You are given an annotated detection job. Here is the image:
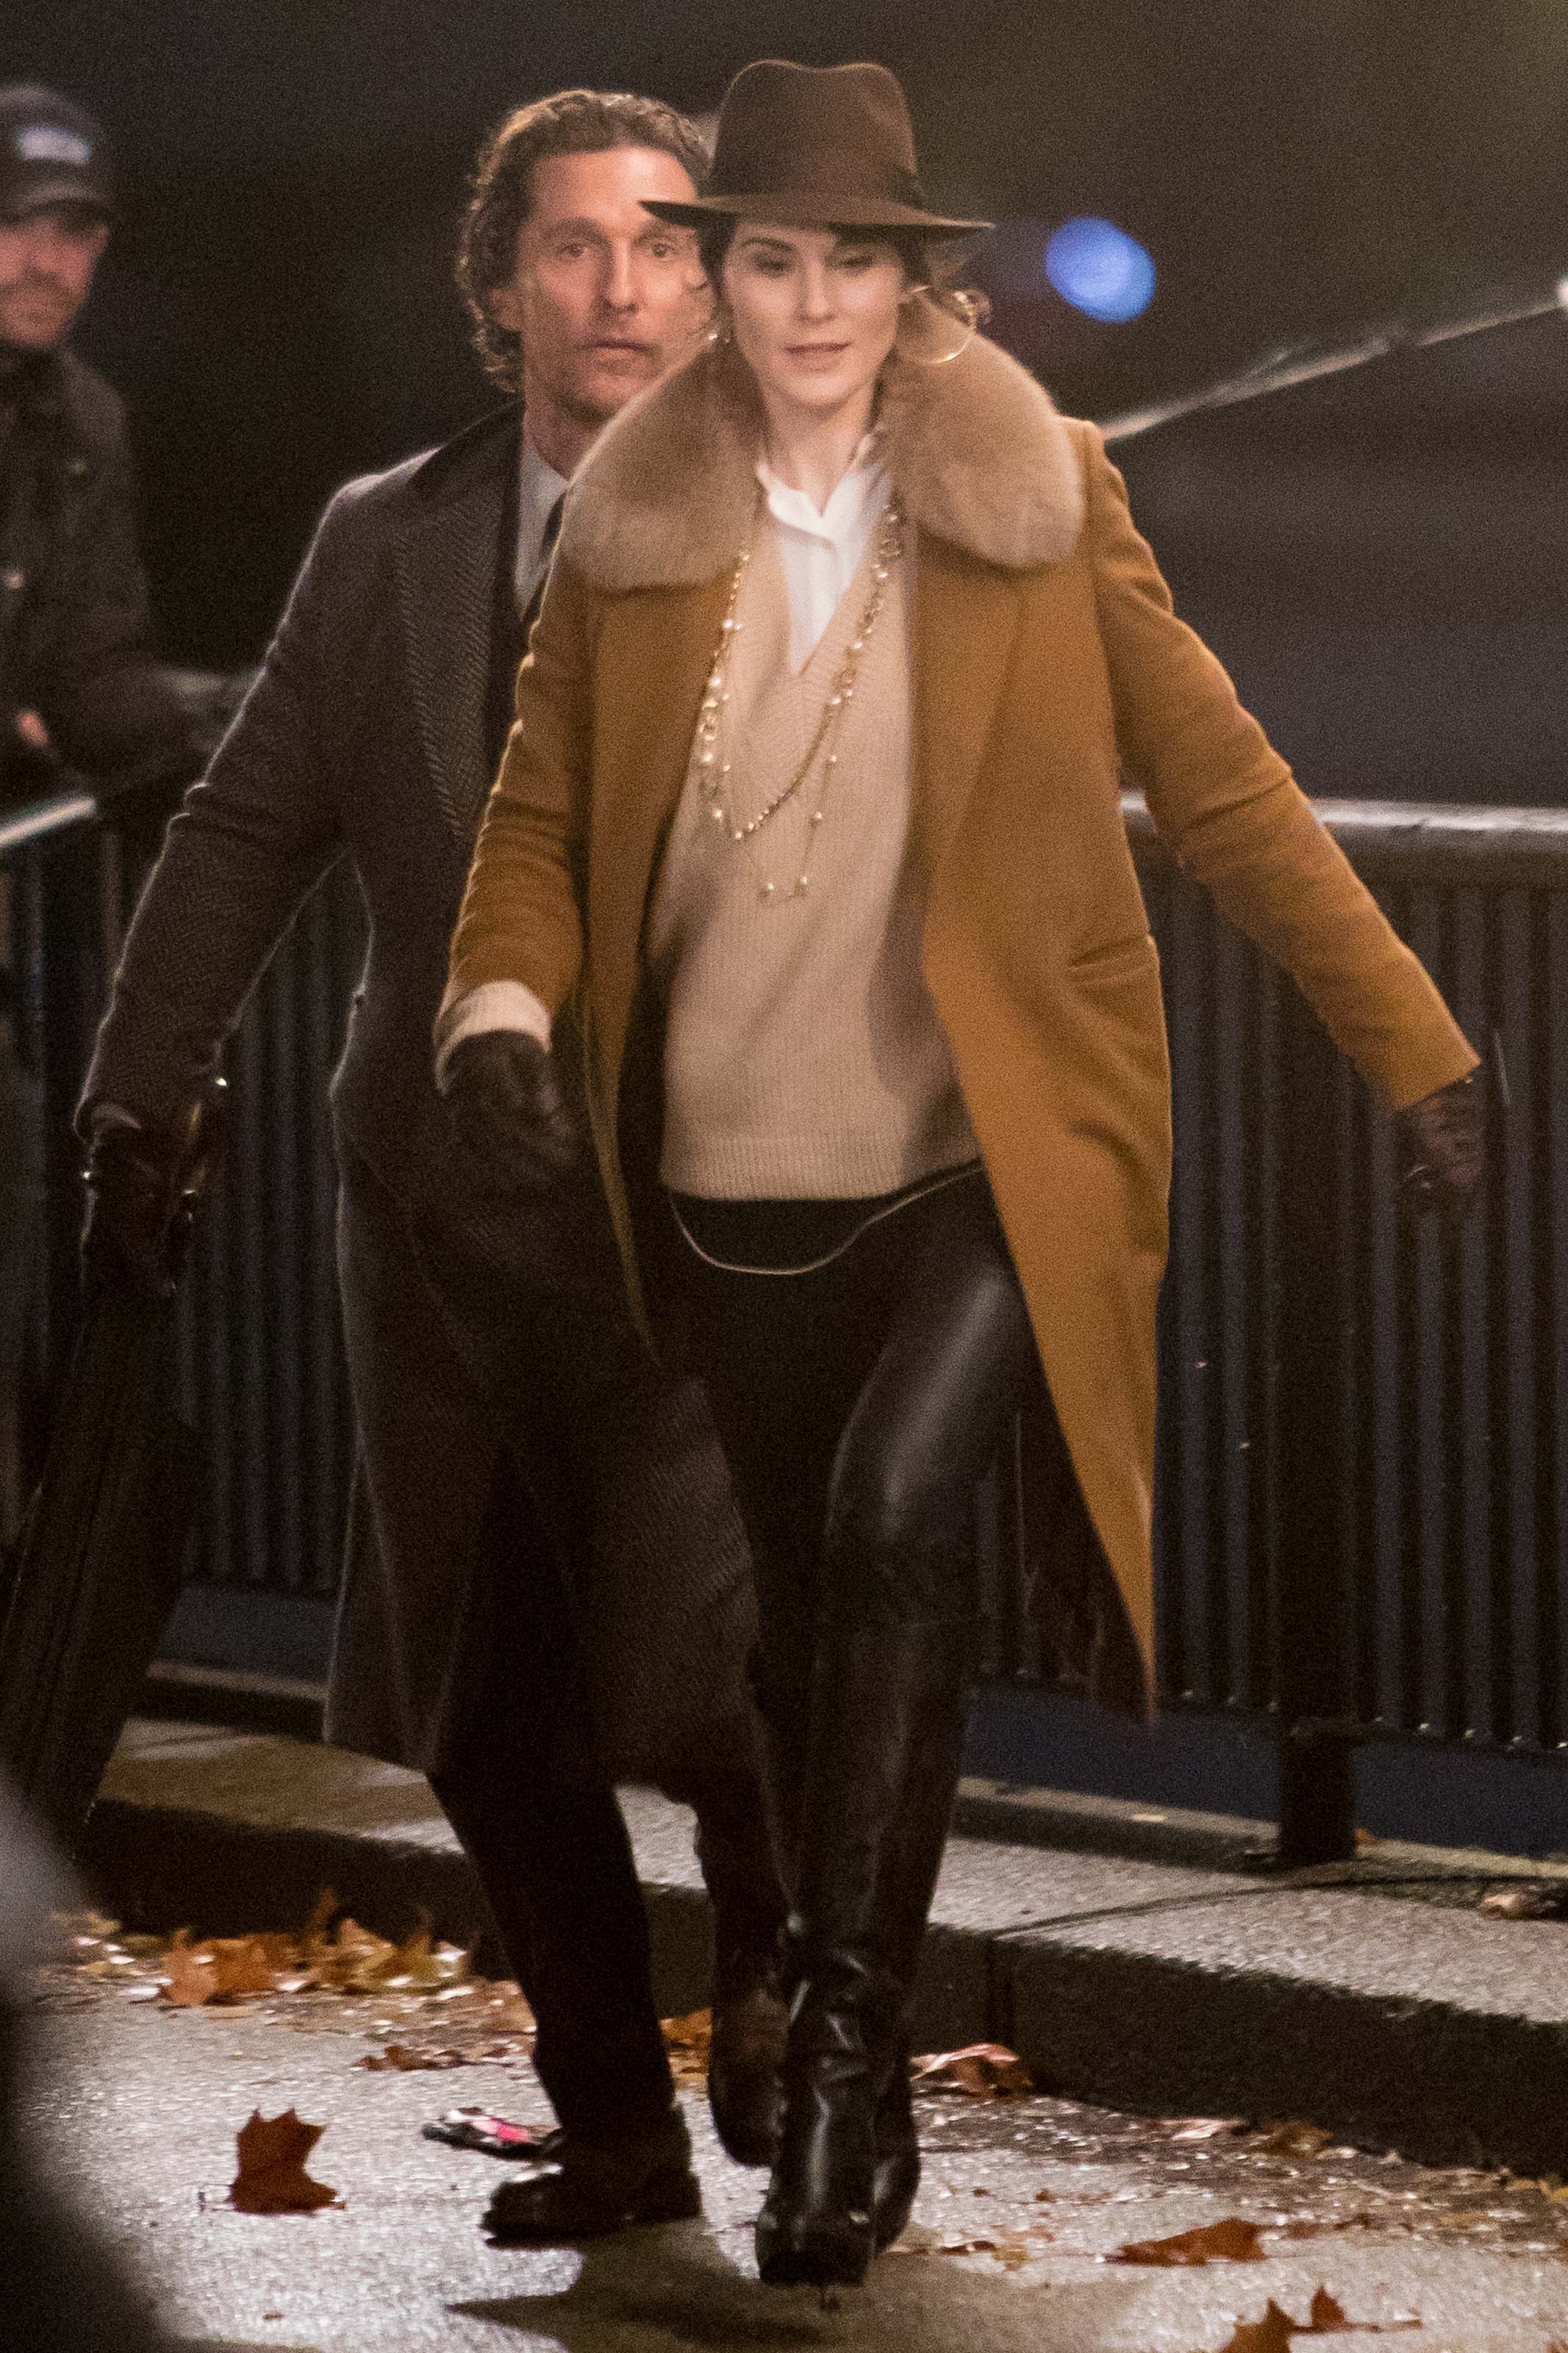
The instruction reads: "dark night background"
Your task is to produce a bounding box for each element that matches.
[5,0,1567,780]
[7,6,1568,1847]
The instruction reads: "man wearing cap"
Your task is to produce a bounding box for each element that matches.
[0,85,196,805]
[79,88,784,2241]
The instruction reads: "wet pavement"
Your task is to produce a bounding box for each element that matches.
[20,1956,1568,2352]
[87,1724,1568,2179]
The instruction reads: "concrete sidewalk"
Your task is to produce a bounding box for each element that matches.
[87,1719,1568,2180]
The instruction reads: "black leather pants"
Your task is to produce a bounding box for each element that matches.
[670,1168,1042,1765]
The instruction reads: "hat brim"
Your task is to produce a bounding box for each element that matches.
[643,192,988,240]
[1,171,115,222]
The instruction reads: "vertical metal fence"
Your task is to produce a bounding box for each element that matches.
[6,785,1568,1860]
[171,867,363,1618]
[1139,801,1568,1854]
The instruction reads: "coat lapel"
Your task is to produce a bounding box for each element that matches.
[912,534,1025,885]
[395,440,512,842]
[588,576,731,1102]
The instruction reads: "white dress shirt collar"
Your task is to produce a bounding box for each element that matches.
[515,433,570,615]
[755,433,889,672]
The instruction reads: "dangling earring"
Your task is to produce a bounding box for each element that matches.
[895,285,979,367]
[706,307,734,350]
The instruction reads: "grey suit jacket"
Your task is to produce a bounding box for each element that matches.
[79,410,756,1781]
[81,405,529,1195]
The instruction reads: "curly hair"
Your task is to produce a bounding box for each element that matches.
[458,89,711,390]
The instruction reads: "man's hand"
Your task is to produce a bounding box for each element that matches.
[81,1082,226,1301]
[1394,1068,1486,1221]
[440,1031,580,1193]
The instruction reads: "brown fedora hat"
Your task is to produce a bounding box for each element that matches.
[643,60,989,240]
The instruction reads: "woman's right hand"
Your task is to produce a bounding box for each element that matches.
[440,1031,581,1193]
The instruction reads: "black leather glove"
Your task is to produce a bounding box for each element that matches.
[80,1079,227,1302]
[1394,1068,1486,1221]
[440,1029,580,1193]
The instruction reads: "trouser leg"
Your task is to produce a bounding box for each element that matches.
[340,1151,674,2140]
[427,1203,787,2158]
[429,1457,676,2140]
[430,1757,674,2138]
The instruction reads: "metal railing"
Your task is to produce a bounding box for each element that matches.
[3,785,126,1507]
[5,782,1568,1863]
[0,775,359,1640]
[996,795,1568,1859]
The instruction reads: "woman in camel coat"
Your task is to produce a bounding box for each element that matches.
[438,60,1483,2286]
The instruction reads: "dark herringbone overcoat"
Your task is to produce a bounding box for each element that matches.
[81,410,757,1781]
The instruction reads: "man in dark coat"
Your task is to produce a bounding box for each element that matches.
[78,90,784,2240]
[0,85,197,807]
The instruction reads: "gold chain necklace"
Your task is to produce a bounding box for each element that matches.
[693,490,906,906]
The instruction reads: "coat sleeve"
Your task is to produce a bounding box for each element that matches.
[438,555,595,1046]
[76,481,374,1135]
[27,420,200,793]
[1080,422,1478,1111]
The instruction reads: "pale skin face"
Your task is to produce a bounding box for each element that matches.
[487,145,709,478]
[721,221,908,508]
[0,202,110,356]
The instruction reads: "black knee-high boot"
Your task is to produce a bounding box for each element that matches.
[751,1631,921,2240]
[755,1615,973,2289]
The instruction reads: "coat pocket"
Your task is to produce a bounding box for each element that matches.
[1067,931,1159,988]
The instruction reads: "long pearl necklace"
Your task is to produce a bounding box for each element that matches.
[693,489,906,906]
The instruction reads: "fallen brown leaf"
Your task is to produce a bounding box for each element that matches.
[304,1888,337,1937]
[357,2043,470,2071]
[68,1892,514,2030]
[161,1932,296,2008]
[1248,2121,1333,2158]
[661,2009,712,2082]
[1278,2213,1379,2240]
[1217,2300,1300,2353]
[1479,1886,1568,1921]
[484,1982,536,2034]
[910,2043,1034,2098]
[1208,2288,1422,2350]
[228,2110,339,2213]
[933,2233,1037,2268]
[1111,2215,1266,2265]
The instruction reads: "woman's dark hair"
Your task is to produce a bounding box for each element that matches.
[698,217,987,332]
[458,90,711,390]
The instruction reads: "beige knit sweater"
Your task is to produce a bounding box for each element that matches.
[647,521,977,1199]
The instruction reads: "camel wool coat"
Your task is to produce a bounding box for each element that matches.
[440,330,1478,1710]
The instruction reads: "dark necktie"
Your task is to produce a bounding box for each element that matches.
[521,492,566,634]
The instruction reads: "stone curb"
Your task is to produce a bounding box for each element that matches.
[83,1745,1568,2181]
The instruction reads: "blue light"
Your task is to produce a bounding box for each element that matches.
[1045,217,1156,324]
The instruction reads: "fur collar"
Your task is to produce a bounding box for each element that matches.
[558,327,1084,592]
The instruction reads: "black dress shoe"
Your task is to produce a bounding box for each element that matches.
[482,2113,701,2243]
[708,1963,788,2167]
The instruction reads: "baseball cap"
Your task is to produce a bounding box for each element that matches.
[0,85,116,223]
